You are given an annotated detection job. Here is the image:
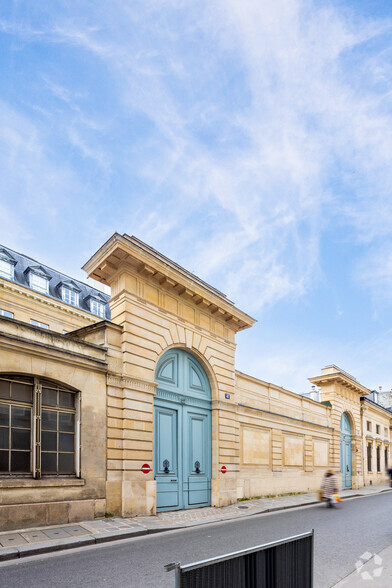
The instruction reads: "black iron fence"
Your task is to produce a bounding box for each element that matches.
[165,529,314,588]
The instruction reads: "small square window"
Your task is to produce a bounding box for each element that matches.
[376,425,380,435]
[30,319,49,329]
[367,421,371,432]
[90,299,106,318]
[0,260,14,280]
[0,309,13,318]
[30,273,49,294]
[61,287,79,307]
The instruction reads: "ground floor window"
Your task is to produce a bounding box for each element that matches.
[367,443,372,472]
[385,447,388,470]
[376,445,381,472]
[0,375,80,478]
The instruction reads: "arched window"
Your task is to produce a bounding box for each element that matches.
[0,375,80,478]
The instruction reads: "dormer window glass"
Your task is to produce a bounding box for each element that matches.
[90,299,106,318]
[61,287,79,307]
[30,273,49,294]
[0,259,14,280]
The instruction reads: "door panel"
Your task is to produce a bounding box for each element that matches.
[184,409,211,507]
[155,406,180,510]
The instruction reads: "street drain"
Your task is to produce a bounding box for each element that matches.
[238,505,249,509]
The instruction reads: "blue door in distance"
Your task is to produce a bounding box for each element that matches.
[154,349,211,511]
[340,413,352,490]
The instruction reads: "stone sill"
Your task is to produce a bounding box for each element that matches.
[0,478,85,489]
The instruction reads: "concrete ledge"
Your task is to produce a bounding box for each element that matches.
[0,548,18,562]
[95,529,147,543]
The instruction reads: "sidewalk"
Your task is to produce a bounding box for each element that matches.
[0,484,390,563]
[332,543,392,587]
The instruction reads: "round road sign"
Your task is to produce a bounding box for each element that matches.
[221,465,227,474]
[141,463,151,474]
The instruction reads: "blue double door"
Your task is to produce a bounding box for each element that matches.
[154,350,211,511]
[340,413,352,490]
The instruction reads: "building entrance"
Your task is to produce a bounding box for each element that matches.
[154,349,211,511]
[340,413,352,490]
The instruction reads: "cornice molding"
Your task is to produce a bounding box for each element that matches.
[82,233,255,333]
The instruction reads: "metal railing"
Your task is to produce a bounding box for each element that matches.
[165,529,314,587]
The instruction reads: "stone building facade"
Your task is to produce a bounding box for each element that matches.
[0,234,390,530]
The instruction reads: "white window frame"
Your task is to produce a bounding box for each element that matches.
[90,299,106,318]
[61,287,79,307]
[30,272,49,294]
[30,319,49,329]
[0,309,13,318]
[0,259,14,280]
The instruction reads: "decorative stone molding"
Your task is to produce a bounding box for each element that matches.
[107,373,157,394]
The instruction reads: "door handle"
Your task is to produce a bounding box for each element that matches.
[347,465,349,472]
[163,459,170,474]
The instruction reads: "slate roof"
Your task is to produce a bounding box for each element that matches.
[0,244,111,320]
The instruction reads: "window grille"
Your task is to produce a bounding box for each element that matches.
[376,446,381,472]
[0,376,80,478]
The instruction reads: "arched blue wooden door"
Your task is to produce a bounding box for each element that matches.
[154,349,211,511]
[340,413,352,490]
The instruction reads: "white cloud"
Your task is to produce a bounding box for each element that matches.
[2,0,392,315]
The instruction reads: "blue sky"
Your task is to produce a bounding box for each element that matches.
[1,0,392,393]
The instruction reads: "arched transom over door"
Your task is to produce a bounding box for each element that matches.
[340,413,352,490]
[154,349,212,511]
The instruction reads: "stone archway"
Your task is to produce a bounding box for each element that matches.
[153,348,212,511]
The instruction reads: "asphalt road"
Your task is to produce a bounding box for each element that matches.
[0,492,391,588]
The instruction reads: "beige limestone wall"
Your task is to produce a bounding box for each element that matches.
[362,401,390,487]
[0,318,108,530]
[105,266,240,514]
[235,373,333,499]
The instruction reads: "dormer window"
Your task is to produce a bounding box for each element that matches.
[0,259,13,280]
[25,265,51,295]
[0,248,16,280]
[90,299,106,318]
[58,281,81,308]
[30,272,49,294]
[62,288,79,306]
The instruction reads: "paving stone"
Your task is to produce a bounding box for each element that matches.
[63,526,91,537]
[0,533,28,547]
[21,530,49,543]
[43,528,72,540]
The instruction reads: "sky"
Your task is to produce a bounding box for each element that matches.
[1,0,392,394]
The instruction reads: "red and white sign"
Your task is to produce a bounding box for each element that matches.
[221,465,227,474]
[141,463,151,474]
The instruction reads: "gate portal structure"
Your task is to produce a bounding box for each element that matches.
[340,413,352,490]
[154,349,212,511]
